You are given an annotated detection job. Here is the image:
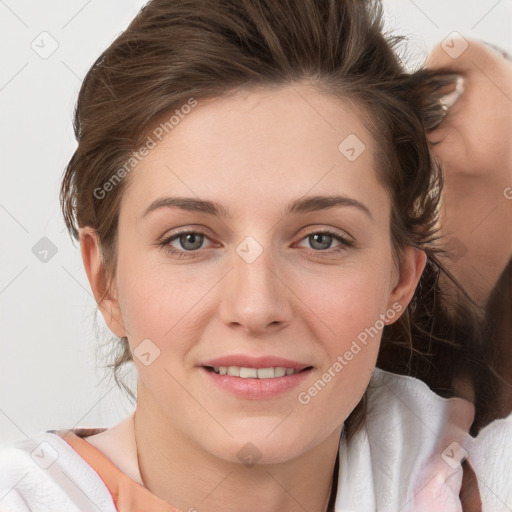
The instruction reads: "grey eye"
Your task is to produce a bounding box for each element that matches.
[308,233,335,250]
[176,233,205,250]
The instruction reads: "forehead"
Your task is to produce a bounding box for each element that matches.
[121,82,387,221]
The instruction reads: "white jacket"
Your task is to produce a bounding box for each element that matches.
[1,368,509,512]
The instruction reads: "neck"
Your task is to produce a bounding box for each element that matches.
[133,402,341,512]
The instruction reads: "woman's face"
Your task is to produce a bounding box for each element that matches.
[85,81,425,464]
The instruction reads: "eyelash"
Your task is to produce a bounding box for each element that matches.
[157,229,354,259]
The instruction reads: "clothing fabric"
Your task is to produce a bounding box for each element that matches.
[0,429,117,512]
[467,414,512,510]
[337,369,474,512]
[1,368,509,512]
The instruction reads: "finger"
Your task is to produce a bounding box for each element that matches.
[426,37,507,75]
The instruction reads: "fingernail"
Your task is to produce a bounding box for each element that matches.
[439,75,465,111]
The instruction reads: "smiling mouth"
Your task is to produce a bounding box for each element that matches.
[204,365,313,379]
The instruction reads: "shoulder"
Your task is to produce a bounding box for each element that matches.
[467,412,512,511]
[335,368,474,512]
[0,432,117,512]
[365,368,475,448]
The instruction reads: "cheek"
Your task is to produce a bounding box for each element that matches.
[294,301,385,438]
[117,240,394,357]
[292,261,393,345]
[290,265,392,419]
[115,249,211,341]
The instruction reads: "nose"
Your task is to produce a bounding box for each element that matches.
[217,242,293,335]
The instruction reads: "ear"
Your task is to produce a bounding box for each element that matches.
[385,246,427,324]
[79,226,127,338]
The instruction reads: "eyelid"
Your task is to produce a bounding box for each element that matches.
[157,229,217,250]
[158,226,355,260]
[294,228,354,251]
[158,225,353,245]
[296,225,354,242]
[157,225,216,242]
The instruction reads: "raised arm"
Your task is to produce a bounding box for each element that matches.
[426,38,512,311]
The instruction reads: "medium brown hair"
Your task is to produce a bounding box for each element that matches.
[60,0,480,438]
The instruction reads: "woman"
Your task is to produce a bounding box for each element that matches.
[0,0,488,510]
[425,38,512,511]
[426,38,512,431]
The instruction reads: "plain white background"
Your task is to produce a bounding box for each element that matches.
[1,0,511,445]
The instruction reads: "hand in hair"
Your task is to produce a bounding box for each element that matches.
[426,38,512,310]
[427,38,512,435]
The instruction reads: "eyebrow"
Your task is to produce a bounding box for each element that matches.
[142,194,373,220]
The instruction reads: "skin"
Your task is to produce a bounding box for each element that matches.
[427,38,512,311]
[80,81,425,512]
[426,39,512,511]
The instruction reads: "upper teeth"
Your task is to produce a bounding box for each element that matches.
[212,366,299,378]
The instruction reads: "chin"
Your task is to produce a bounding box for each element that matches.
[203,427,315,467]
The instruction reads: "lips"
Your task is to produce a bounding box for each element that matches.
[202,363,313,399]
[199,355,314,399]
[201,355,311,371]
